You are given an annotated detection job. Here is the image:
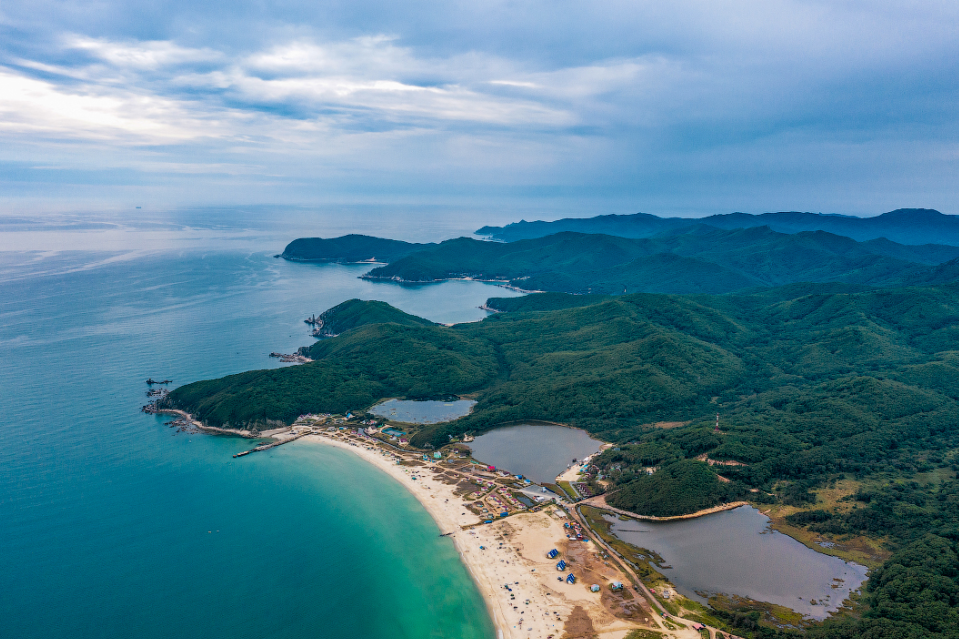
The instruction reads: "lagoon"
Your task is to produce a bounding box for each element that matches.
[467,424,603,483]
[370,399,477,424]
[605,506,868,620]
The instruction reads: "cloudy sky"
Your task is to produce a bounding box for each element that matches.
[1,0,957,216]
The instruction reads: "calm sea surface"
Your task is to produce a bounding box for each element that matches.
[0,245,512,639]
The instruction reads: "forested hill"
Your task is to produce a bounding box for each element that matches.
[478,208,959,246]
[309,298,434,337]
[166,286,959,637]
[363,227,959,294]
[167,284,959,492]
[280,234,431,262]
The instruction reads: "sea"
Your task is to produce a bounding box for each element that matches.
[0,210,518,639]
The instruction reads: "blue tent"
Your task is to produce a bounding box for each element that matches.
[546,549,559,559]
[556,560,567,571]
[566,573,576,584]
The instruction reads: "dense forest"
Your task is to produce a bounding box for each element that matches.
[308,298,434,338]
[164,284,959,638]
[478,208,959,246]
[604,459,744,517]
[283,226,959,296]
[281,234,429,262]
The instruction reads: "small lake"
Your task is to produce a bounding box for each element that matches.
[605,506,868,620]
[370,399,477,424]
[466,424,603,483]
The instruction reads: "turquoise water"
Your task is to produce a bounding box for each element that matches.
[0,247,508,638]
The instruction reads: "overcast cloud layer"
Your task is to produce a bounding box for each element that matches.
[1,1,957,215]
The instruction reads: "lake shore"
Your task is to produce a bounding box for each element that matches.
[300,432,661,639]
[582,494,750,522]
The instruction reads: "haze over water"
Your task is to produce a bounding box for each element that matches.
[0,218,510,639]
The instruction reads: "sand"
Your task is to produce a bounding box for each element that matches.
[302,433,657,639]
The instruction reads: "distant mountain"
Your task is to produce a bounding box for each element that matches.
[476,213,690,242]
[478,208,959,247]
[281,234,431,262]
[364,226,959,295]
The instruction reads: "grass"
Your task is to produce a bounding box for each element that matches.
[624,630,663,639]
[557,481,580,500]
[709,594,810,630]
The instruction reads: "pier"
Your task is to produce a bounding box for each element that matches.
[232,430,311,458]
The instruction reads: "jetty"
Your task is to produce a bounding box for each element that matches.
[232,430,311,458]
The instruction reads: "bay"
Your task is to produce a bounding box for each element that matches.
[0,246,512,639]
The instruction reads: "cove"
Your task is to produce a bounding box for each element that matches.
[605,506,868,620]
[0,248,505,639]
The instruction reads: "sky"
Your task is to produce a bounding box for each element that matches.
[1,0,958,217]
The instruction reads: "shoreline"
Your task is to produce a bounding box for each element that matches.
[581,494,750,522]
[298,432,662,639]
[150,408,288,439]
[359,273,543,294]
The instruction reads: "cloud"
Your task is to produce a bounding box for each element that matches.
[66,36,222,69]
[0,0,957,213]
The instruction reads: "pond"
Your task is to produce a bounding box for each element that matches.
[605,506,868,620]
[370,399,477,424]
[466,424,604,484]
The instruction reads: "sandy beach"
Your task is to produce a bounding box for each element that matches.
[301,432,664,639]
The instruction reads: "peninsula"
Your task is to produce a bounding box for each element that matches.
[160,281,959,639]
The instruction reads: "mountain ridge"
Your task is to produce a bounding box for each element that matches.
[478,208,959,246]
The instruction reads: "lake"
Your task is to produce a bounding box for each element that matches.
[370,399,477,424]
[467,424,604,483]
[605,506,868,620]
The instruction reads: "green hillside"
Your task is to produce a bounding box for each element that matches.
[479,208,959,247]
[281,234,429,262]
[310,298,434,337]
[606,460,742,517]
[484,292,611,313]
[363,227,954,294]
[165,286,959,638]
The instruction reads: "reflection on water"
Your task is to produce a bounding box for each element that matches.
[606,506,868,620]
[370,399,477,424]
[467,424,603,484]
